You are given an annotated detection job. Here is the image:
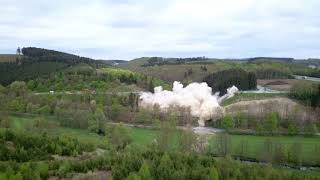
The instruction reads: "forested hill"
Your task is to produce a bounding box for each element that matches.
[0,47,108,85]
[123,56,320,84]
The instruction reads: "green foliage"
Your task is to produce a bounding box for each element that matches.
[127,173,141,180]
[0,85,5,94]
[211,133,232,157]
[37,105,51,115]
[222,115,235,130]
[0,129,94,162]
[288,122,299,136]
[264,112,279,134]
[288,142,302,166]
[135,109,153,124]
[155,121,177,152]
[289,81,320,107]
[157,153,174,180]
[88,108,107,133]
[304,123,318,136]
[177,128,197,153]
[26,80,36,91]
[108,124,132,149]
[109,145,319,180]
[0,47,107,85]
[204,68,257,95]
[9,81,27,97]
[0,114,10,128]
[208,167,219,180]
[8,99,26,113]
[138,161,152,180]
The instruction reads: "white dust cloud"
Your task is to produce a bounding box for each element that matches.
[139,81,238,126]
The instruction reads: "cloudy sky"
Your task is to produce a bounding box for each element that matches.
[1,0,319,60]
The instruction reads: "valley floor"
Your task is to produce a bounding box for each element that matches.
[8,115,320,168]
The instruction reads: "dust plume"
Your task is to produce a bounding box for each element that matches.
[139,81,238,126]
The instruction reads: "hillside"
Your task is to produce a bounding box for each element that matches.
[0,47,110,85]
[123,57,320,85]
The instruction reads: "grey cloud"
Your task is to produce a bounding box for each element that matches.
[0,0,320,59]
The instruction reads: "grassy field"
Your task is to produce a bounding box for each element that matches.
[209,134,320,164]
[9,115,156,145]
[0,54,19,62]
[8,115,320,165]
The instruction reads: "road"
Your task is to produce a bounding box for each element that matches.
[294,75,320,82]
[33,91,142,96]
[108,122,225,135]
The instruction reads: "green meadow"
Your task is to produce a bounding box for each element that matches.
[9,115,320,165]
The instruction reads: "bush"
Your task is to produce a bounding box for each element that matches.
[222,115,235,131]
[289,81,320,107]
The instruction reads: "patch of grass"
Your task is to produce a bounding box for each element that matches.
[0,54,19,63]
[209,134,320,164]
[9,116,104,145]
[128,127,157,145]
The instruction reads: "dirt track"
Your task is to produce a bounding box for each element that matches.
[257,79,300,91]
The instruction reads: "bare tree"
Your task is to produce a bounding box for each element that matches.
[16,47,21,55]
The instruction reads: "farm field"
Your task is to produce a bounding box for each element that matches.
[0,54,19,62]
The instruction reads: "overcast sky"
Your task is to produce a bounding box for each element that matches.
[1,0,319,60]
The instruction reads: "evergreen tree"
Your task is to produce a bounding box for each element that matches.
[222,115,235,131]
[88,108,106,133]
[208,167,219,180]
[138,161,152,180]
[264,112,279,135]
[127,173,142,180]
[157,153,174,180]
[177,127,197,153]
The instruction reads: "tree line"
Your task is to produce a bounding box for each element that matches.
[142,56,209,66]
[203,68,257,95]
[289,81,320,107]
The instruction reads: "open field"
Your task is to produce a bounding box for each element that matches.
[209,134,320,165]
[8,115,320,166]
[0,54,19,62]
[9,115,156,145]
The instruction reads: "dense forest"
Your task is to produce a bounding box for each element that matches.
[203,68,257,95]
[142,56,209,66]
[0,47,108,85]
[23,65,163,93]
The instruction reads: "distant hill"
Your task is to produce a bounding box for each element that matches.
[0,47,108,85]
[247,57,294,63]
[123,57,320,84]
[100,60,128,66]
